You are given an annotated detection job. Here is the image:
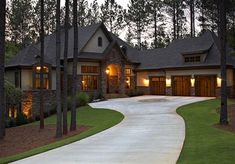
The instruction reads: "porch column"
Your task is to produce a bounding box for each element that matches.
[101,62,107,95]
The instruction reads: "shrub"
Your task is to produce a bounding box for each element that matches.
[88,92,94,103]
[16,112,28,126]
[76,92,89,107]
[5,118,16,128]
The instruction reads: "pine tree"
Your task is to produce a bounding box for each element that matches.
[127,0,150,49]
[0,0,6,140]
[39,0,45,130]
[55,0,62,138]
[70,0,78,132]
[149,0,168,48]
[33,0,57,41]
[63,0,69,135]
[100,0,126,35]
[218,0,228,125]
[8,0,34,45]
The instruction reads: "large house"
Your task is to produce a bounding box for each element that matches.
[5,23,235,118]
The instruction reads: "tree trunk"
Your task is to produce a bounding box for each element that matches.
[39,0,45,130]
[56,0,62,138]
[190,0,195,37]
[154,4,157,48]
[218,0,228,125]
[70,0,78,131]
[0,0,6,140]
[173,1,176,40]
[63,0,69,135]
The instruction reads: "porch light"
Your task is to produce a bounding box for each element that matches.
[106,68,110,75]
[191,76,195,87]
[143,79,149,87]
[217,77,222,87]
[166,78,171,87]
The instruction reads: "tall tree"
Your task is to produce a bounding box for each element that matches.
[56,0,62,138]
[39,0,45,129]
[33,0,57,41]
[0,0,6,140]
[100,0,126,35]
[218,0,228,125]
[149,0,167,48]
[127,0,150,49]
[188,0,195,37]
[165,0,187,40]
[87,0,101,25]
[8,0,34,45]
[63,0,69,135]
[70,0,78,131]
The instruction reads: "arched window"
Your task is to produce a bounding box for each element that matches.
[98,37,103,47]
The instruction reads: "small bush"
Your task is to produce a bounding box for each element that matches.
[5,118,16,128]
[16,112,28,126]
[88,92,94,103]
[76,92,89,107]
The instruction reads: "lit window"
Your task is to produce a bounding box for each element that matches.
[34,65,50,89]
[82,75,98,91]
[98,37,103,47]
[125,68,131,76]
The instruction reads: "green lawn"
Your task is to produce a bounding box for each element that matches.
[177,99,235,164]
[0,106,124,164]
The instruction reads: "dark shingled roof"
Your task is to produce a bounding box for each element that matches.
[6,23,106,67]
[6,24,235,70]
[135,31,235,70]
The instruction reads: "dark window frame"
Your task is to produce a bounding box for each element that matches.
[98,37,103,47]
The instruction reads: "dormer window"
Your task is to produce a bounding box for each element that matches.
[184,55,201,63]
[98,37,103,47]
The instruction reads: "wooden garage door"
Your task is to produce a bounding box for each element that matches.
[172,76,191,96]
[150,77,166,95]
[195,75,216,97]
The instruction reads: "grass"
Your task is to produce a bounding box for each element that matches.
[177,99,235,164]
[0,106,124,164]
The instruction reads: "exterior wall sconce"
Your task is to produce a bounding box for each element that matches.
[106,68,110,75]
[166,78,171,87]
[191,75,195,87]
[143,79,149,87]
[217,76,222,87]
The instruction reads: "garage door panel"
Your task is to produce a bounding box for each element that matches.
[151,77,166,95]
[195,75,216,97]
[172,76,191,96]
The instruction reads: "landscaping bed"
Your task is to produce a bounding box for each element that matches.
[177,99,235,164]
[0,125,90,157]
[0,106,124,163]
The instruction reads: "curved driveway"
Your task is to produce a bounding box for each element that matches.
[14,96,210,164]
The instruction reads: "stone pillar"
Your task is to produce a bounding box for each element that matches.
[101,62,107,95]
[119,63,125,95]
[166,87,172,96]
[191,87,195,96]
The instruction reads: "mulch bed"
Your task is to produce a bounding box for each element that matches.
[0,125,91,158]
[215,104,235,134]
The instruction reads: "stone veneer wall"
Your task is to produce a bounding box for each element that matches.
[21,90,56,118]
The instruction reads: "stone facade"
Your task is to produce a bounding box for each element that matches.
[101,44,126,95]
[166,87,172,96]
[21,90,56,118]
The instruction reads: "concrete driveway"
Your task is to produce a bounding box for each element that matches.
[14,96,210,164]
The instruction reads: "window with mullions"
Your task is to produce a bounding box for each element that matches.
[33,66,50,89]
[184,55,201,63]
[82,75,98,91]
